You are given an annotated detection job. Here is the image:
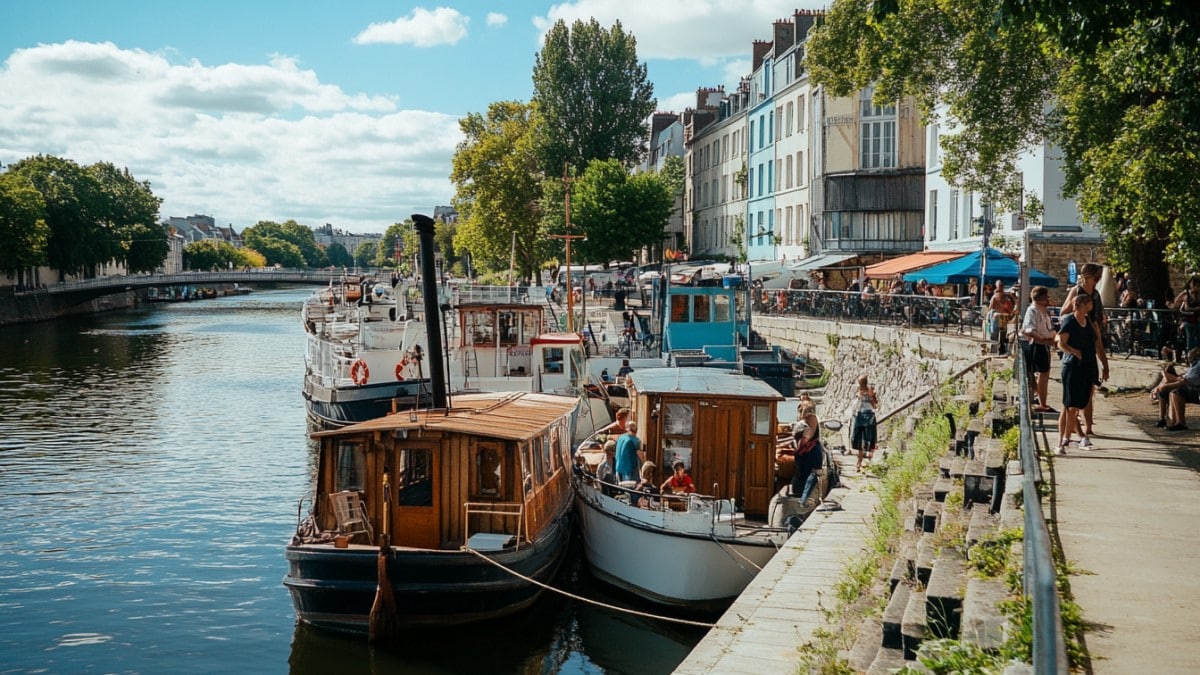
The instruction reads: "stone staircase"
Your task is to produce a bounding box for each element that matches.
[847,392,1019,672]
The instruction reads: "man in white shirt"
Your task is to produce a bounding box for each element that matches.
[1020,286,1057,413]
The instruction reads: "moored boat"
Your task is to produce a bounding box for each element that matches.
[573,367,837,609]
[285,214,583,637]
[283,389,582,632]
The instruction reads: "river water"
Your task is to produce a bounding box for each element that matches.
[0,288,706,674]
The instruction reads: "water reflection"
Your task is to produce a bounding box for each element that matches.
[0,288,705,674]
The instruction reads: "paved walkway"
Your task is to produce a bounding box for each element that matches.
[679,358,1200,673]
[1050,390,1200,674]
[677,452,878,674]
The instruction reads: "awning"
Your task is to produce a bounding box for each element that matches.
[902,247,1060,287]
[787,252,859,273]
[864,250,971,279]
[761,253,858,289]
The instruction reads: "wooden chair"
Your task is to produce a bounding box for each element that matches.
[328,491,373,543]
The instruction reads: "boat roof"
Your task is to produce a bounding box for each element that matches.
[312,391,579,441]
[530,332,583,346]
[627,367,784,401]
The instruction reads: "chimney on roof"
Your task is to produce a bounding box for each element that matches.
[751,40,773,71]
[774,19,795,55]
[794,8,823,41]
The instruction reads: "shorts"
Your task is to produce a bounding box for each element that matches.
[851,411,877,449]
[1177,387,1200,404]
[1023,342,1050,374]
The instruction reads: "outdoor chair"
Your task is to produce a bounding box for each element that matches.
[328,490,374,543]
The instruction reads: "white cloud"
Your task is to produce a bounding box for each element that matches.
[486,12,508,28]
[0,41,462,233]
[656,91,696,115]
[353,7,470,48]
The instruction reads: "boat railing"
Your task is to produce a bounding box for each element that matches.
[463,501,525,551]
[452,285,552,306]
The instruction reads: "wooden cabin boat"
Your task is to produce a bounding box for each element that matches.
[286,215,583,638]
[573,367,836,609]
[283,390,582,633]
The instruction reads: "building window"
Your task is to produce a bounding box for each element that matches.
[749,121,755,151]
[928,123,939,167]
[949,190,959,240]
[758,114,765,148]
[929,189,938,241]
[757,163,764,196]
[786,101,794,136]
[797,96,805,132]
[786,155,793,188]
[860,90,897,169]
[797,151,804,185]
[776,106,783,141]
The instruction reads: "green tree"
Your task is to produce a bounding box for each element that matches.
[251,237,304,268]
[324,242,354,268]
[807,0,1200,300]
[531,18,656,175]
[0,171,50,284]
[184,240,231,271]
[451,101,545,282]
[374,221,413,269]
[567,158,672,264]
[353,240,379,269]
[242,219,327,268]
[8,155,105,279]
[88,162,166,273]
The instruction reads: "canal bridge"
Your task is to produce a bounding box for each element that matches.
[1,269,359,325]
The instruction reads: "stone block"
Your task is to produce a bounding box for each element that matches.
[901,590,928,660]
[847,618,884,673]
[925,550,967,639]
[962,577,1009,651]
[933,477,955,503]
[966,505,1000,549]
[915,536,935,585]
[866,647,909,675]
[921,499,942,533]
[881,582,912,649]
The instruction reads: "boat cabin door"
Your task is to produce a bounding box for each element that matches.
[388,443,439,549]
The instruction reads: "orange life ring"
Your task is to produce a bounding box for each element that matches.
[351,359,369,386]
[395,359,408,381]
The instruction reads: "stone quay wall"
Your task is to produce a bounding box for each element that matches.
[755,316,991,425]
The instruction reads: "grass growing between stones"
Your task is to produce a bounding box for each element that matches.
[794,403,953,674]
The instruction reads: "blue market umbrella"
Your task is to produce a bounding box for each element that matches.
[903,248,1059,287]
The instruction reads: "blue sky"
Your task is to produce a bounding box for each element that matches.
[0,1,821,233]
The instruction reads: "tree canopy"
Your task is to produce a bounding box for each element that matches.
[806,0,1200,300]
[0,170,50,281]
[451,101,545,282]
[562,158,673,264]
[532,18,656,175]
[242,219,327,268]
[5,155,166,278]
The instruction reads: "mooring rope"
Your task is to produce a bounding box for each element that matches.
[460,546,719,629]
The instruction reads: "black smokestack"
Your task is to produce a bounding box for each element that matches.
[412,214,447,409]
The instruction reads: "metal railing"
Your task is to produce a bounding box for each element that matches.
[751,288,984,334]
[1015,346,1068,672]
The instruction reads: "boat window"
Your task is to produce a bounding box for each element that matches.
[541,430,554,479]
[542,347,564,374]
[529,437,545,487]
[519,441,533,493]
[463,310,495,346]
[521,312,539,343]
[498,311,518,346]
[664,403,694,435]
[549,425,563,472]
[751,404,772,436]
[713,294,732,322]
[568,347,585,387]
[334,440,366,492]
[471,444,503,499]
[396,448,433,506]
[663,438,692,472]
[670,295,690,323]
[693,294,711,322]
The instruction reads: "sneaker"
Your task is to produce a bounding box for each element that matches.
[1155,418,1168,428]
[1078,436,1093,449]
[1054,443,1068,456]
[1167,424,1189,432]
